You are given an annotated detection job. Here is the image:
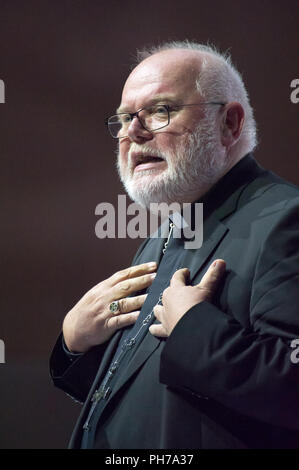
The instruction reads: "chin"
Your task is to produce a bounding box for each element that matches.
[124,177,179,209]
[130,169,165,187]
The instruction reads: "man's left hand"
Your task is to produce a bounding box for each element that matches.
[149,259,226,338]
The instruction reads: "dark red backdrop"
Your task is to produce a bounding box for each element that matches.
[0,0,298,448]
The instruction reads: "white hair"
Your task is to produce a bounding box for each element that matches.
[135,40,258,161]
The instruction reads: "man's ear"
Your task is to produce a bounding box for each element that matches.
[220,102,245,148]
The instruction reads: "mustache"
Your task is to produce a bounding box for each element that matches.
[128,144,167,158]
[115,143,167,160]
[127,144,168,169]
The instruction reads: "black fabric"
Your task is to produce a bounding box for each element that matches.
[81,232,186,448]
[49,154,299,448]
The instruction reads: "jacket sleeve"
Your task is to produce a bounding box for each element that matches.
[160,200,299,430]
[49,333,108,403]
[49,238,152,403]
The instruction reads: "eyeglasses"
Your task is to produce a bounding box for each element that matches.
[105,102,226,139]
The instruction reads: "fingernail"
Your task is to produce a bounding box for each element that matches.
[150,273,157,279]
[213,260,225,271]
[148,262,157,268]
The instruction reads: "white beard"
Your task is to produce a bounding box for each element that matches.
[116,115,226,208]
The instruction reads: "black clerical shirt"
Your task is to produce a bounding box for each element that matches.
[79,221,188,448]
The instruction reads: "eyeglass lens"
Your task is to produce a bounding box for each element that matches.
[108,105,169,138]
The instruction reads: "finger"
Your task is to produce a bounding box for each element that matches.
[112,272,156,300]
[112,294,147,315]
[107,310,140,331]
[169,268,190,288]
[153,304,164,322]
[108,262,157,287]
[149,324,168,338]
[197,259,226,292]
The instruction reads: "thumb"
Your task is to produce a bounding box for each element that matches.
[170,268,190,287]
[196,259,226,292]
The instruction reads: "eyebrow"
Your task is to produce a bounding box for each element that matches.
[116,95,178,114]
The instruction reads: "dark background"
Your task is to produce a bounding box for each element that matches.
[0,0,298,449]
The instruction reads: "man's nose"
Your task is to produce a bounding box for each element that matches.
[127,116,153,143]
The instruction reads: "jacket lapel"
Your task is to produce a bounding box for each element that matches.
[105,329,162,406]
[103,213,229,406]
[69,330,122,447]
[183,213,228,283]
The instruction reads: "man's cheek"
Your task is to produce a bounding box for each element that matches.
[117,151,129,175]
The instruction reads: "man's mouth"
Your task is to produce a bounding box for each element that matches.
[131,154,166,172]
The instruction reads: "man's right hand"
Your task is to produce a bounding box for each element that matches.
[62,262,157,353]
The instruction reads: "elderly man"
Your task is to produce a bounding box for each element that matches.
[50,41,299,449]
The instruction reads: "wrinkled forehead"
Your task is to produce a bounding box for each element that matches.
[119,50,203,110]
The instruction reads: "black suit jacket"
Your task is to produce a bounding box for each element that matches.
[50,155,299,448]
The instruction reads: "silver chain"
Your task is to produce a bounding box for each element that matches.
[162,222,175,254]
[83,221,174,431]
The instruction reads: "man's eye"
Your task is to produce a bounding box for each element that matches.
[154,106,168,114]
[120,115,132,124]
